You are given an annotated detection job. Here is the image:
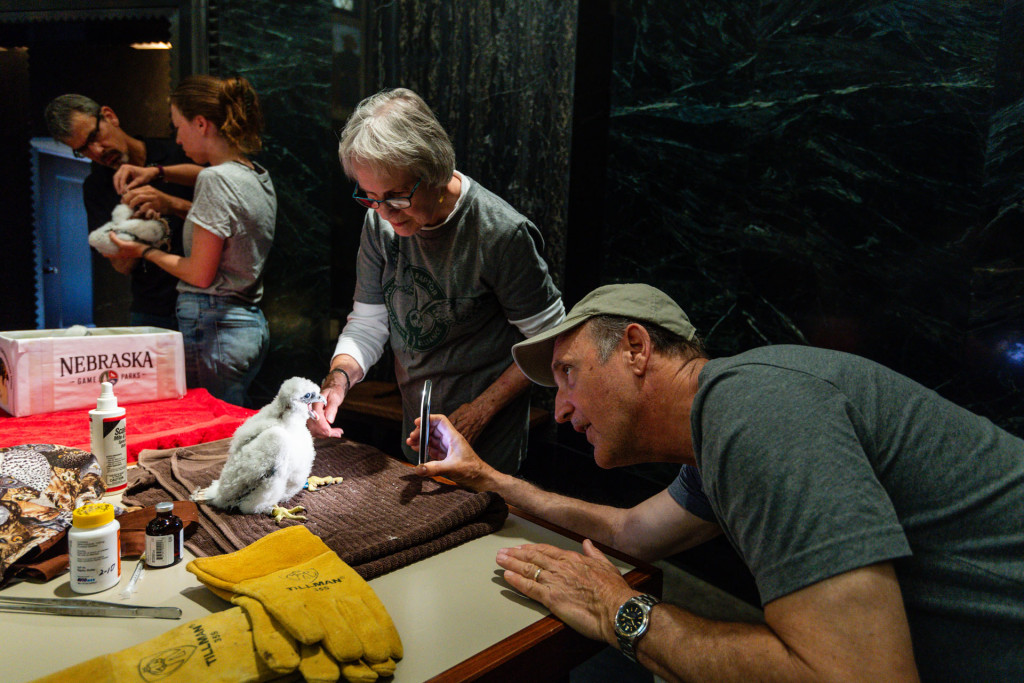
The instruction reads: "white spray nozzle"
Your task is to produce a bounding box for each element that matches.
[96,382,119,411]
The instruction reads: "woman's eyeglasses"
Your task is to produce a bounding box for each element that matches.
[352,179,421,210]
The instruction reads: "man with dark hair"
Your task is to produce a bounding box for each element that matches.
[45,94,197,328]
[414,282,1024,681]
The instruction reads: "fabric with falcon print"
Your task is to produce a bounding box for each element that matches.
[0,444,104,583]
[122,437,508,580]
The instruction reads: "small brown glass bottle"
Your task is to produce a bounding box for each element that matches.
[145,501,183,568]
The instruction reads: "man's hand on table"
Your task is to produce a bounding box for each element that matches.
[411,415,633,645]
[496,539,636,646]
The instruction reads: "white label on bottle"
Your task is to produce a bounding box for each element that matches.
[145,534,176,567]
[69,534,120,588]
[93,415,127,490]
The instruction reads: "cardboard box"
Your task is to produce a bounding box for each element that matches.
[0,327,186,417]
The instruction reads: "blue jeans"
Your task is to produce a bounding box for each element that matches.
[176,292,269,407]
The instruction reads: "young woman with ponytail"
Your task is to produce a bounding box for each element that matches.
[109,75,276,407]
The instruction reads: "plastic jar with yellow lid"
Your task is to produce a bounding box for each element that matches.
[68,502,121,594]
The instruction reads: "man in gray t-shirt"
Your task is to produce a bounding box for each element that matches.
[414,283,1024,682]
[673,345,1024,681]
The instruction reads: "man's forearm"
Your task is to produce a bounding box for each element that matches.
[160,164,203,187]
[634,605,785,683]
[479,471,627,549]
[328,354,366,385]
[633,563,919,683]
[165,195,192,220]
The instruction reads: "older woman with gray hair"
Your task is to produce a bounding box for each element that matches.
[309,87,564,474]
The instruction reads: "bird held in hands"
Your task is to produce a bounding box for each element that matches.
[191,377,339,524]
[88,203,170,256]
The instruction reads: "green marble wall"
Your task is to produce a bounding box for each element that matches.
[601,0,1024,434]
[212,0,1023,435]
[216,1,338,403]
[369,0,578,289]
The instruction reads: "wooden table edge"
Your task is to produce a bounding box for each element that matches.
[424,505,662,682]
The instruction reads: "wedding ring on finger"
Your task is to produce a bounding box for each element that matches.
[533,567,543,582]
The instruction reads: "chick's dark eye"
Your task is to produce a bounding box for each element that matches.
[303,392,316,400]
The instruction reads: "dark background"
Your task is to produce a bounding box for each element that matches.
[2,0,1022,605]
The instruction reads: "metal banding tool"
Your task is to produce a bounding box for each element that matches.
[0,595,182,619]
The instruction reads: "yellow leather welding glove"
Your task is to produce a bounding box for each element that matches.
[298,643,342,683]
[339,657,381,683]
[187,527,402,666]
[366,656,397,678]
[298,643,384,683]
[234,595,301,673]
[235,595,393,683]
[187,526,328,592]
[29,607,279,683]
[232,549,402,665]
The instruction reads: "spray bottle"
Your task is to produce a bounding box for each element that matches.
[90,381,127,494]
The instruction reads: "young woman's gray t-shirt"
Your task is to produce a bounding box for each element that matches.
[179,160,276,304]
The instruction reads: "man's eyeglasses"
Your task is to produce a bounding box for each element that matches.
[72,116,102,159]
[352,179,421,210]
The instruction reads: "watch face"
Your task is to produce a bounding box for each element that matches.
[616,602,646,635]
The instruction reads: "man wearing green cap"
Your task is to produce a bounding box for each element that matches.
[412,282,1024,681]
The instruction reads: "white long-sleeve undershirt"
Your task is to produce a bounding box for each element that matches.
[332,301,389,375]
[510,297,565,338]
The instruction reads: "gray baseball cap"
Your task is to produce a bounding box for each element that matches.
[512,283,696,387]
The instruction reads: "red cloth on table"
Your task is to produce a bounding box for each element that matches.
[0,388,255,463]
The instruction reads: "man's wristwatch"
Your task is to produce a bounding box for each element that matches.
[614,593,660,663]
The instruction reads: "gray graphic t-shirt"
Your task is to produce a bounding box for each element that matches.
[354,175,561,472]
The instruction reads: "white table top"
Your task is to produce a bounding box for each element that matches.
[1,509,640,682]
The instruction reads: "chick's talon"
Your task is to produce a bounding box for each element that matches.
[306,475,344,492]
[270,505,306,524]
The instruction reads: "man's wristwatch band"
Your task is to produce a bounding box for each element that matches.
[614,593,660,663]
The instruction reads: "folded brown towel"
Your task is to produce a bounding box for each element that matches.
[122,437,508,580]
